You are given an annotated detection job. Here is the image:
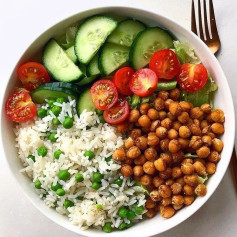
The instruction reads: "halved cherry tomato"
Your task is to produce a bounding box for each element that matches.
[177,63,208,92]
[5,91,37,122]
[149,49,179,80]
[113,67,134,95]
[103,97,129,124]
[129,68,158,97]
[17,62,50,91]
[90,80,118,110]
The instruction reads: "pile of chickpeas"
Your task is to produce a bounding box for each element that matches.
[112,88,225,219]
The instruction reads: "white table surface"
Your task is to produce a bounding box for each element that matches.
[0,0,237,236]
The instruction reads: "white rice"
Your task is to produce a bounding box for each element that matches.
[14,99,146,230]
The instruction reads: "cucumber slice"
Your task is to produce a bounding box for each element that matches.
[41,82,81,94]
[31,87,78,104]
[98,42,129,76]
[75,16,117,64]
[107,19,146,47]
[129,27,174,70]
[75,76,98,86]
[65,46,77,63]
[43,39,84,82]
[76,88,96,114]
[87,54,100,76]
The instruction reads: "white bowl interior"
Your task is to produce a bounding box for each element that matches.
[1,6,235,237]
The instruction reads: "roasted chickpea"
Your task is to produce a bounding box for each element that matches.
[147,108,159,120]
[189,136,203,150]
[181,163,194,175]
[154,97,165,111]
[158,185,172,198]
[184,196,195,205]
[125,137,134,149]
[169,88,180,101]
[178,138,190,150]
[212,138,224,152]
[145,208,156,218]
[145,198,156,209]
[195,184,207,196]
[167,112,176,121]
[126,146,141,159]
[193,161,206,175]
[153,176,164,187]
[208,151,221,163]
[156,126,167,139]
[161,118,173,130]
[130,129,142,140]
[202,135,212,147]
[196,146,210,158]
[171,183,182,195]
[159,168,172,180]
[172,151,184,163]
[172,195,184,205]
[123,158,133,165]
[200,103,212,114]
[150,120,161,132]
[117,122,129,134]
[211,109,225,123]
[147,132,159,146]
[189,124,201,136]
[133,166,144,177]
[176,177,185,186]
[211,123,224,134]
[139,103,150,115]
[154,158,166,172]
[201,120,209,129]
[164,99,174,110]
[144,147,157,161]
[160,138,170,152]
[161,197,172,206]
[173,204,183,211]
[158,111,167,120]
[173,121,182,131]
[208,132,216,139]
[202,125,211,135]
[121,164,133,177]
[138,115,151,128]
[190,107,204,119]
[129,109,140,122]
[160,153,172,166]
[184,174,198,187]
[206,162,216,174]
[177,112,189,124]
[160,205,175,218]
[182,158,193,165]
[158,91,169,100]
[169,102,182,116]
[168,129,178,140]
[183,185,194,195]
[179,126,191,138]
[165,179,174,186]
[150,190,161,202]
[169,139,181,153]
[134,155,146,165]
[194,158,206,166]
[143,161,156,175]
[112,148,126,162]
[179,101,191,112]
[206,114,213,123]
[140,174,152,186]
[135,136,148,150]
[172,167,182,179]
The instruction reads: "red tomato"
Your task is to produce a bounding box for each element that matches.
[177,63,208,92]
[129,68,158,97]
[5,91,37,122]
[90,80,118,110]
[149,49,179,80]
[17,62,50,91]
[113,67,134,95]
[103,97,130,124]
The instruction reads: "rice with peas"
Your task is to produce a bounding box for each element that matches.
[14,98,146,230]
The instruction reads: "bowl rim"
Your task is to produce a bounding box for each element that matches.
[1,5,235,237]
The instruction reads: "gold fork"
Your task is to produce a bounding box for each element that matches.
[191,0,237,186]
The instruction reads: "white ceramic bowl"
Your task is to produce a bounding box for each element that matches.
[1,6,235,237]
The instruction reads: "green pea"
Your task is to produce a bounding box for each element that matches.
[56,188,65,196]
[48,132,57,142]
[103,222,112,233]
[96,109,103,116]
[37,147,48,157]
[99,115,105,124]
[52,118,61,125]
[118,222,127,230]
[28,155,35,162]
[51,106,62,116]
[56,97,67,104]
[75,173,84,182]
[54,150,63,159]
[47,110,51,116]
[58,170,70,181]
[51,182,62,191]
[118,208,128,218]
[92,172,103,182]
[114,178,123,187]
[63,117,74,129]
[48,99,56,108]
[134,205,144,215]
[34,180,41,189]
[96,204,103,210]
[127,210,135,220]
[91,182,101,190]
[126,222,133,228]
[76,196,84,200]
[105,156,112,162]
[64,199,74,209]
[37,109,47,118]
[84,150,95,160]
